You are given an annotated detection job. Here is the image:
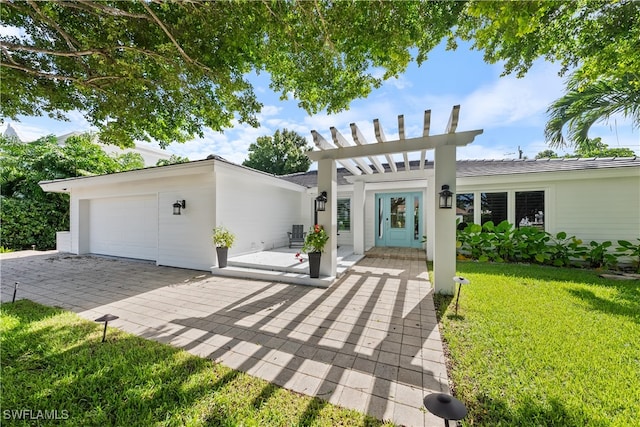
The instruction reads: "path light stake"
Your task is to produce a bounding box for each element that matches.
[424,393,467,427]
[453,276,470,315]
[12,282,19,303]
[94,314,119,343]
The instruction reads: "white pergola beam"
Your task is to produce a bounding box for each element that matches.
[446,105,460,134]
[373,119,397,172]
[420,110,431,170]
[350,123,386,174]
[311,130,362,176]
[330,127,374,174]
[398,114,410,171]
[307,129,483,161]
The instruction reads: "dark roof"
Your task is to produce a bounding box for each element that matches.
[280,157,640,188]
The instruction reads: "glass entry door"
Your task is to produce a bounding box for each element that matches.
[375,192,422,248]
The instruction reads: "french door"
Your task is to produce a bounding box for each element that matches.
[375,192,422,248]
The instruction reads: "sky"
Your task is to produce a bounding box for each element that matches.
[2,40,638,165]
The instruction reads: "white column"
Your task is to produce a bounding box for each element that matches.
[353,180,365,254]
[426,179,435,261]
[317,159,337,277]
[433,145,457,294]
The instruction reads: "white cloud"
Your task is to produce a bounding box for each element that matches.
[458,65,565,130]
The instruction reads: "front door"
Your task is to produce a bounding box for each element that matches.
[375,192,423,248]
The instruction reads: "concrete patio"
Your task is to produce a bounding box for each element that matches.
[1,250,449,426]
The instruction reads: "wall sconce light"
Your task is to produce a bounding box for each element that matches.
[439,185,453,209]
[315,191,327,212]
[173,200,186,215]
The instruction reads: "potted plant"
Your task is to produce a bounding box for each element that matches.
[295,224,329,278]
[212,226,235,268]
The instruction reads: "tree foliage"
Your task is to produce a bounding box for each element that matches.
[156,154,190,167]
[0,134,144,250]
[243,129,312,175]
[545,72,640,148]
[535,150,559,159]
[2,1,637,150]
[456,1,640,148]
[0,1,462,147]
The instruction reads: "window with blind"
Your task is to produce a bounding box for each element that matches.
[481,192,507,225]
[516,191,545,228]
[337,198,351,231]
[456,193,474,227]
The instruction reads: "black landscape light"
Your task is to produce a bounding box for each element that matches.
[453,276,470,315]
[173,200,186,215]
[95,314,119,342]
[12,282,19,303]
[424,393,467,427]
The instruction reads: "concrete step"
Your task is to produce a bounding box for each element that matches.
[210,265,334,288]
[227,259,307,274]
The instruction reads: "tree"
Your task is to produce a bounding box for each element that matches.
[535,150,559,159]
[0,1,463,147]
[568,138,635,158]
[455,1,640,149]
[243,129,312,175]
[455,1,639,84]
[545,72,640,148]
[2,1,637,149]
[156,155,190,167]
[0,133,144,250]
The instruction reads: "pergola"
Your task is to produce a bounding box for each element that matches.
[307,106,483,294]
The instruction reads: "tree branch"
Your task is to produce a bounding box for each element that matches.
[73,0,152,21]
[1,62,111,94]
[26,0,80,52]
[0,42,175,65]
[139,1,215,75]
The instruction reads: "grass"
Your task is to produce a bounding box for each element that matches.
[0,300,394,427]
[436,262,640,426]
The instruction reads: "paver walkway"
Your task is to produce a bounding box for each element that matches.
[1,250,449,426]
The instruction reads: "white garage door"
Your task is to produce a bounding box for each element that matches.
[89,195,158,260]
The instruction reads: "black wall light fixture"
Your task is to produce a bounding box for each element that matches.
[314,191,327,224]
[173,200,186,215]
[439,185,453,209]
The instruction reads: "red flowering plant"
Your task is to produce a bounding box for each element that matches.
[294,224,329,262]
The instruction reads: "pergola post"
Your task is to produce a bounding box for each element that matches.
[353,180,365,254]
[433,145,457,294]
[317,158,337,278]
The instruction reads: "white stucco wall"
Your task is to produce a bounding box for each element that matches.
[215,164,307,257]
[552,174,639,242]
[65,165,217,270]
[457,168,640,244]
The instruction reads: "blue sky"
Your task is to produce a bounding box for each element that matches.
[2,40,638,164]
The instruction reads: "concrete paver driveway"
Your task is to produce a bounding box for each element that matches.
[1,251,450,426]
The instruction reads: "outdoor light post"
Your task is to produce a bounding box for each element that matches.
[424,393,467,427]
[453,276,470,315]
[12,282,19,303]
[95,314,119,342]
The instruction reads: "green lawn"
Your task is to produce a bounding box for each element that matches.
[0,300,393,427]
[437,262,640,426]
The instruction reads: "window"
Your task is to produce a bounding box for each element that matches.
[390,197,406,228]
[456,193,474,227]
[481,192,507,225]
[516,191,545,228]
[337,198,351,231]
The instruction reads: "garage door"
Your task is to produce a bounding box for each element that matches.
[89,195,158,260]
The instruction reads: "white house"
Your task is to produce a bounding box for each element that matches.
[40,154,640,284]
[38,107,640,293]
